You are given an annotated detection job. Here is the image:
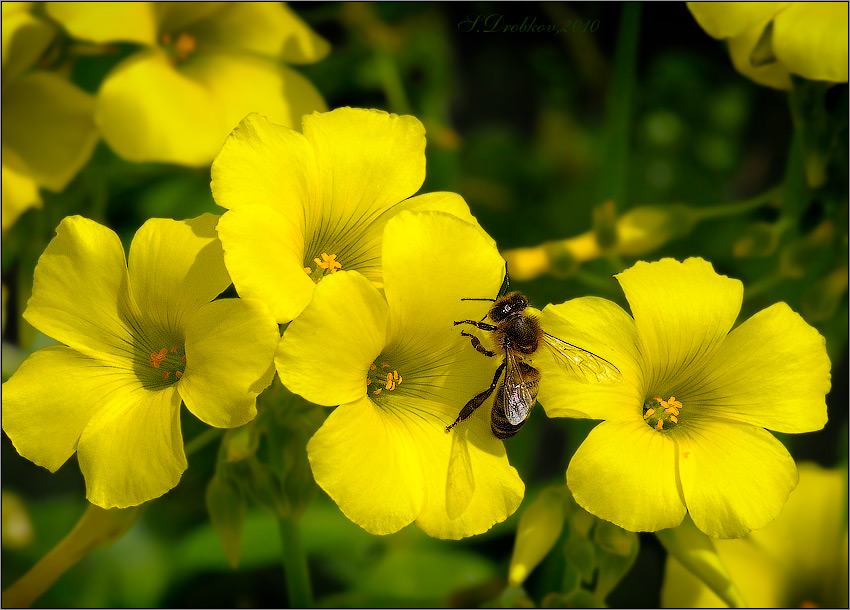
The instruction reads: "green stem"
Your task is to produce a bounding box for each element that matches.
[598,2,641,207]
[184,427,224,456]
[2,505,139,608]
[375,49,412,115]
[742,270,784,302]
[278,516,313,607]
[693,185,783,220]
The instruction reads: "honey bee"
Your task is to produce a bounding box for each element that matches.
[446,269,623,439]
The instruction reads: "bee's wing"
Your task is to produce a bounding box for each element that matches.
[502,349,535,425]
[542,332,623,384]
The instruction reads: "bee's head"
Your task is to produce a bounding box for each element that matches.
[489,291,528,322]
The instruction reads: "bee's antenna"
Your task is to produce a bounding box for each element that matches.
[497,261,511,298]
[461,297,496,302]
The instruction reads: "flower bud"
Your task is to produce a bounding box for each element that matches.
[508,487,568,587]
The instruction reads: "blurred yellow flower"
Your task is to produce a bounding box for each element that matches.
[213,107,487,324]
[1,214,279,508]
[1,2,99,230]
[535,258,831,538]
[277,212,524,539]
[46,2,330,165]
[688,2,849,89]
[662,462,848,608]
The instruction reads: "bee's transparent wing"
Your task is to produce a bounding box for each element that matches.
[502,349,534,425]
[542,332,623,384]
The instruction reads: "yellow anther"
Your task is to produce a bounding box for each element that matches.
[150,348,167,368]
[385,373,395,390]
[643,395,683,432]
[395,372,402,384]
[162,371,170,380]
[175,371,183,379]
[170,345,178,353]
[174,32,196,60]
[366,378,372,386]
[370,363,376,371]
[381,362,389,368]
[373,387,382,395]
[304,267,312,275]
[314,252,342,273]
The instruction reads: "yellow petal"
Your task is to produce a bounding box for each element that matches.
[78,384,186,508]
[1,150,41,231]
[2,4,57,83]
[664,463,848,607]
[180,298,278,428]
[2,71,98,191]
[277,271,388,406]
[179,53,326,136]
[216,204,314,324]
[676,421,798,538]
[1,346,128,472]
[46,1,158,45]
[24,216,138,359]
[211,112,319,214]
[307,396,424,535]
[383,211,503,360]
[567,419,686,532]
[415,408,524,539]
[128,214,231,326]
[687,2,789,38]
[153,2,223,32]
[184,2,330,63]
[96,49,221,165]
[615,258,743,392]
[381,211,506,410]
[302,107,426,235]
[727,22,793,90]
[537,297,643,421]
[773,2,849,82]
[687,302,830,433]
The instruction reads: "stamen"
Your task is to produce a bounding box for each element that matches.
[643,395,684,431]
[145,344,187,387]
[174,32,195,60]
[150,348,167,368]
[366,359,403,397]
[314,252,342,273]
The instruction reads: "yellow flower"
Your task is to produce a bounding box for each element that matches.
[688,2,849,89]
[535,258,830,538]
[45,2,330,165]
[662,462,848,607]
[213,107,487,324]
[276,211,524,539]
[1,2,99,230]
[1,214,279,508]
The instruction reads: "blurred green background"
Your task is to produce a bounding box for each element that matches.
[2,2,847,607]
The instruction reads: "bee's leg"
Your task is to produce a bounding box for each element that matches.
[454,319,497,332]
[459,331,496,357]
[446,361,506,432]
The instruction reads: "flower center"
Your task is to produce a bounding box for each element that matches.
[366,360,403,398]
[146,344,186,387]
[160,32,196,63]
[643,395,682,431]
[303,252,343,282]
